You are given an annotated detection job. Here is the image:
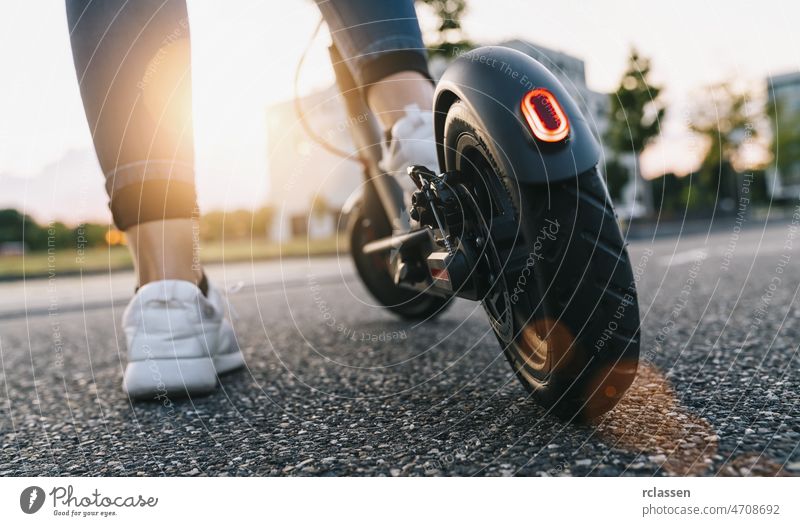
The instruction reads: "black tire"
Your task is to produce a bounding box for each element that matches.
[443,101,640,420]
[349,184,452,321]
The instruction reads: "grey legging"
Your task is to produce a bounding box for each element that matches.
[66,0,429,229]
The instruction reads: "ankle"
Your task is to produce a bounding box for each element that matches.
[136,267,204,289]
[367,71,434,131]
[126,218,204,290]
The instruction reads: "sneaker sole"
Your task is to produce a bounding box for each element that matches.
[123,356,217,399]
[214,350,246,375]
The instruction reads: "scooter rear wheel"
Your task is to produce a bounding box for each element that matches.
[443,101,640,420]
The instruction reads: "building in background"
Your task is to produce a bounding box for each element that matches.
[265,40,610,241]
[766,71,800,200]
[266,85,360,242]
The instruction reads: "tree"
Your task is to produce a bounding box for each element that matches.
[0,209,36,244]
[419,0,467,33]
[310,195,331,219]
[689,82,760,211]
[0,209,123,251]
[200,207,276,242]
[602,158,630,201]
[650,172,688,218]
[767,97,800,192]
[0,209,67,250]
[251,206,275,238]
[418,0,473,57]
[73,223,108,249]
[605,48,666,214]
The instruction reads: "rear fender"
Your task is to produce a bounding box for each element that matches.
[434,46,601,184]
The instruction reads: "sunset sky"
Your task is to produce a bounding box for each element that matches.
[1,0,798,224]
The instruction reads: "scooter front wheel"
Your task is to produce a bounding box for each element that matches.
[443,101,640,420]
[348,188,452,321]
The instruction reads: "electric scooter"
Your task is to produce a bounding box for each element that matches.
[321,44,640,420]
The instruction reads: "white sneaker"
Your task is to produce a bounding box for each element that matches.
[379,103,439,208]
[121,279,245,399]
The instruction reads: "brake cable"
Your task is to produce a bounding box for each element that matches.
[292,17,352,160]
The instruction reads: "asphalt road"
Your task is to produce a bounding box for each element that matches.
[1,217,799,476]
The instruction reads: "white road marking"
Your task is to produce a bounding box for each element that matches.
[657,249,708,267]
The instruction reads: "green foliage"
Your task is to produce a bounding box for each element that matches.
[0,209,75,250]
[767,97,800,185]
[745,169,770,204]
[76,223,109,247]
[645,81,769,219]
[430,40,475,58]
[310,195,330,219]
[200,206,275,242]
[250,206,274,238]
[604,48,666,218]
[417,0,474,58]
[648,169,770,217]
[689,82,760,209]
[418,0,467,33]
[650,173,686,218]
[0,209,33,244]
[602,158,630,201]
[606,48,666,155]
[690,82,757,170]
[0,206,276,252]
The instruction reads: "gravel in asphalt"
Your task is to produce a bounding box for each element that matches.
[0,220,798,476]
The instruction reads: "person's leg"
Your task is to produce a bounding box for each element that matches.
[66,0,201,289]
[66,0,243,397]
[315,0,433,131]
[316,0,439,207]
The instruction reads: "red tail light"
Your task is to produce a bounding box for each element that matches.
[521,88,570,142]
